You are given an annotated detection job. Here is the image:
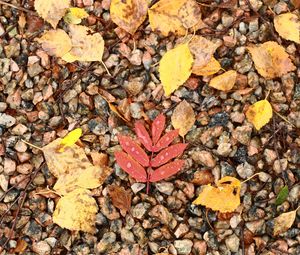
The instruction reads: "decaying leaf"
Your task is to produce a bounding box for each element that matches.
[110,0,148,34]
[64,7,89,24]
[209,70,237,91]
[178,0,202,29]
[171,100,195,137]
[34,0,71,28]
[36,29,72,57]
[246,99,273,130]
[247,41,296,79]
[159,44,193,96]
[62,25,104,62]
[275,185,289,206]
[108,185,132,215]
[273,207,299,236]
[53,188,98,233]
[192,56,221,76]
[274,13,300,44]
[193,176,241,213]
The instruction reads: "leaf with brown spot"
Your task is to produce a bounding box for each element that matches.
[108,185,132,215]
[273,207,299,236]
[178,0,202,29]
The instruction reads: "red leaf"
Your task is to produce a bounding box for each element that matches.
[118,135,149,167]
[152,129,179,152]
[151,143,187,167]
[152,114,166,144]
[134,121,152,152]
[115,151,147,182]
[150,160,185,182]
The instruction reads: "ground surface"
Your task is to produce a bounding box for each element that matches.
[0,0,299,254]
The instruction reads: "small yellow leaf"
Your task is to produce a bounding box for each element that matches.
[110,0,148,35]
[192,57,221,76]
[62,25,104,62]
[64,7,89,24]
[159,43,193,96]
[60,128,82,148]
[36,29,72,58]
[247,41,296,79]
[274,13,300,44]
[209,70,237,91]
[273,208,299,236]
[246,100,273,130]
[193,176,241,213]
[53,188,98,233]
[34,0,70,28]
[171,100,195,137]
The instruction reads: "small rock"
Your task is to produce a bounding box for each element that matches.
[233,125,252,145]
[32,241,51,255]
[191,150,216,168]
[246,219,265,234]
[17,163,33,175]
[120,228,135,243]
[155,182,174,195]
[263,149,277,164]
[130,103,143,119]
[14,140,27,152]
[230,215,242,229]
[27,62,44,77]
[96,232,116,253]
[193,240,207,255]
[0,102,7,112]
[192,170,214,185]
[129,49,143,65]
[174,223,189,238]
[0,174,8,191]
[11,124,28,135]
[131,183,145,193]
[0,113,16,127]
[236,162,255,179]
[273,159,288,174]
[217,143,232,156]
[174,239,193,255]
[123,78,144,96]
[149,205,172,225]
[4,158,16,175]
[63,89,78,103]
[225,234,240,252]
[132,202,151,219]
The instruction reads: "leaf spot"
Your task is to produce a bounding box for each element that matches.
[126,162,132,168]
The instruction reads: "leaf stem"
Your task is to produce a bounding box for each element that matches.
[21,139,43,151]
[100,60,112,76]
[241,172,262,184]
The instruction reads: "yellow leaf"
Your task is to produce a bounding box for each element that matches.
[246,99,273,130]
[34,0,70,28]
[159,43,193,96]
[171,100,195,137]
[193,176,241,213]
[177,0,202,29]
[110,0,148,35]
[209,70,237,91]
[192,56,221,76]
[53,188,98,233]
[36,29,72,58]
[62,25,104,62]
[274,13,300,44]
[273,208,299,236]
[60,128,82,148]
[247,41,296,79]
[148,0,186,36]
[64,7,89,24]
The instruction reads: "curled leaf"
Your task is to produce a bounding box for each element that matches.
[108,185,132,215]
[150,160,185,182]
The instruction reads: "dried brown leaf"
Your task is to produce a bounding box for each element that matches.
[108,185,132,215]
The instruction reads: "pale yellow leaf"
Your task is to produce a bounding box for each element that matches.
[274,13,300,44]
[110,0,148,34]
[64,7,89,24]
[192,56,221,76]
[62,24,104,62]
[36,29,72,58]
[246,99,273,130]
[209,70,237,91]
[193,176,241,213]
[53,188,98,233]
[247,41,296,79]
[273,208,298,236]
[171,100,195,137]
[148,0,187,36]
[159,44,193,96]
[34,0,71,28]
[177,0,202,29]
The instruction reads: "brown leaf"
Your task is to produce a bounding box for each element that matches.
[192,169,214,185]
[12,239,28,253]
[90,151,108,167]
[108,185,132,215]
[27,16,44,33]
[291,0,300,8]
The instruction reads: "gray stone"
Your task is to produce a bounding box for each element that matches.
[132,202,151,219]
[0,113,16,127]
[236,162,255,179]
[174,239,193,255]
[225,234,240,252]
[155,182,174,195]
[96,232,116,253]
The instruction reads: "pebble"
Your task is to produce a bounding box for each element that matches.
[236,162,255,179]
[191,150,216,168]
[193,240,207,255]
[130,103,143,119]
[0,102,7,112]
[155,182,174,195]
[4,158,16,175]
[225,234,240,252]
[174,223,189,238]
[27,62,44,77]
[232,125,252,145]
[129,50,143,66]
[174,239,193,255]
[0,113,16,127]
[148,205,172,225]
[120,228,135,243]
[132,202,151,219]
[11,124,28,135]
[123,78,144,96]
[96,232,116,253]
[0,174,8,191]
[32,241,51,255]
[131,183,145,193]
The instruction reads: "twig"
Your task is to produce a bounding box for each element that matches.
[0,0,35,14]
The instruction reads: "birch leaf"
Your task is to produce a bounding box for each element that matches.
[246,99,273,130]
[171,100,195,137]
[192,57,221,76]
[209,70,237,91]
[274,13,300,44]
[177,0,202,29]
[34,0,70,28]
[273,208,299,236]
[193,176,241,213]
[59,128,82,152]
[159,44,193,96]
[64,7,89,24]
[110,0,148,34]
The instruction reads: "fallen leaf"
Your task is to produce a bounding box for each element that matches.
[152,129,179,152]
[273,207,299,236]
[59,128,82,151]
[64,7,89,24]
[152,113,166,144]
[188,36,222,73]
[12,239,28,253]
[110,0,148,34]
[246,99,273,130]
[274,13,300,44]
[36,29,72,57]
[209,70,237,91]
[90,151,108,167]
[193,176,241,213]
[34,0,70,28]
[62,24,104,62]
[108,185,132,215]
[291,0,300,8]
[150,160,185,182]
[18,13,26,34]
[192,56,221,76]
[247,41,296,79]
[171,100,195,136]
[135,120,153,152]
[148,0,186,36]
[159,44,193,96]
[53,188,98,233]
[177,0,202,29]
[275,185,289,206]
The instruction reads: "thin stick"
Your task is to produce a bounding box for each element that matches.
[273,111,296,128]
[100,60,112,76]
[241,172,262,184]
[0,0,35,14]
[21,139,43,151]
[205,209,214,231]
